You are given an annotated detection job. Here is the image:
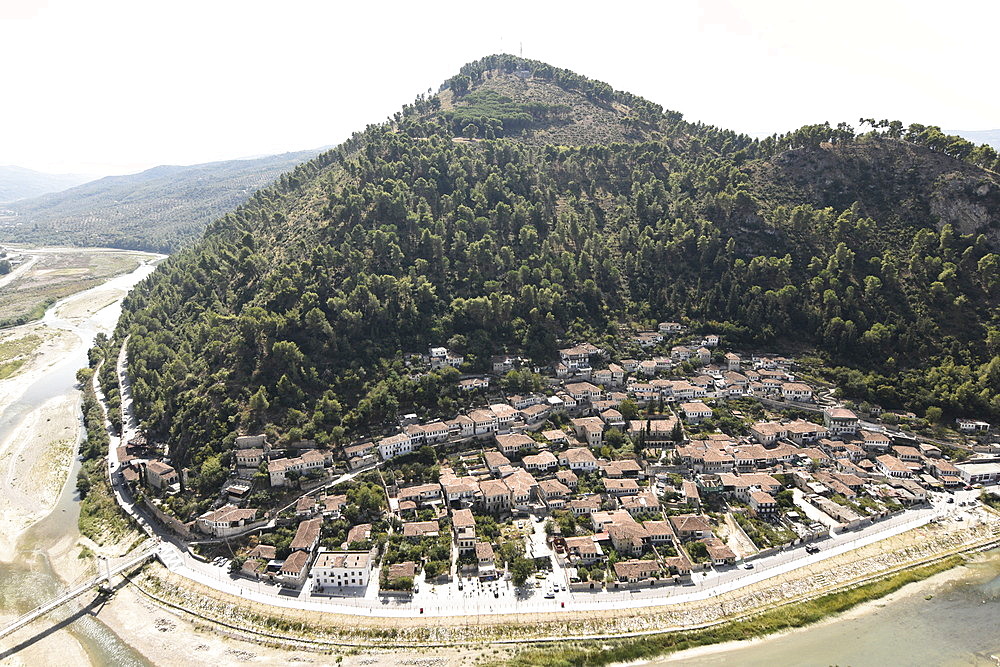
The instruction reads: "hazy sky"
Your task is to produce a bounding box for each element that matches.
[2,0,998,175]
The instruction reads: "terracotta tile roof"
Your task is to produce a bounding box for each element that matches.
[290,518,322,551]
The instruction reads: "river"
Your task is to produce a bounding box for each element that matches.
[0,253,159,665]
[652,549,1000,666]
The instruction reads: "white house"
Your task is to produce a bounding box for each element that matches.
[429,346,463,369]
[724,352,741,371]
[681,401,713,424]
[522,450,558,471]
[458,377,490,392]
[235,448,264,468]
[570,417,605,447]
[447,414,475,438]
[452,508,477,553]
[824,407,859,436]
[749,491,777,518]
[267,450,327,486]
[311,550,373,590]
[378,432,414,461]
[560,447,599,472]
[489,403,520,432]
[495,432,534,456]
[558,345,594,370]
[781,382,814,402]
[565,381,602,402]
[750,421,787,446]
[469,409,499,437]
[876,454,912,478]
[956,419,991,433]
[196,505,258,537]
[785,419,828,444]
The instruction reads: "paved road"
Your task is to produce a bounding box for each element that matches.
[139,495,958,618]
[0,253,38,290]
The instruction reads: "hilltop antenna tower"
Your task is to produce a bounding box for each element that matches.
[520,41,523,57]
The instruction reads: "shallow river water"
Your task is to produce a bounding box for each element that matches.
[652,550,1000,666]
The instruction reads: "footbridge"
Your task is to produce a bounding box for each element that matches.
[0,545,158,641]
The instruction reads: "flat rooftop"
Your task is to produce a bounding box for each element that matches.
[956,461,1000,475]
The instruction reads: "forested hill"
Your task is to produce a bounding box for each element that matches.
[0,149,323,253]
[116,54,1000,484]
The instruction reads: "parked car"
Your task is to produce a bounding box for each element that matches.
[743,563,755,570]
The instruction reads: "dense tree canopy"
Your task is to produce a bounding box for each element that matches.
[115,56,1000,478]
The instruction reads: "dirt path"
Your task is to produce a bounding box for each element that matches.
[724,511,758,558]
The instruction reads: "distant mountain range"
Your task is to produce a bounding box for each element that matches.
[0,150,324,253]
[0,165,94,203]
[950,129,1000,151]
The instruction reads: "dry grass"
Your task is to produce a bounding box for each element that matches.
[0,251,144,327]
[0,331,43,379]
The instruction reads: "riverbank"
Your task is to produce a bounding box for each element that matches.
[0,395,79,560]
[0,249,158,563]
[0,248,147,329]
[0,250,162,667]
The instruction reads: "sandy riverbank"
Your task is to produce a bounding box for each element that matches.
[54,289,126,321]
[0,326,76,407]
[0,395,80,561]
[0,251,161,666]
[92,581,499,667]
[0,250,157,563]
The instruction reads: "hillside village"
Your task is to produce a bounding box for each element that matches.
[114,324,998,601]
